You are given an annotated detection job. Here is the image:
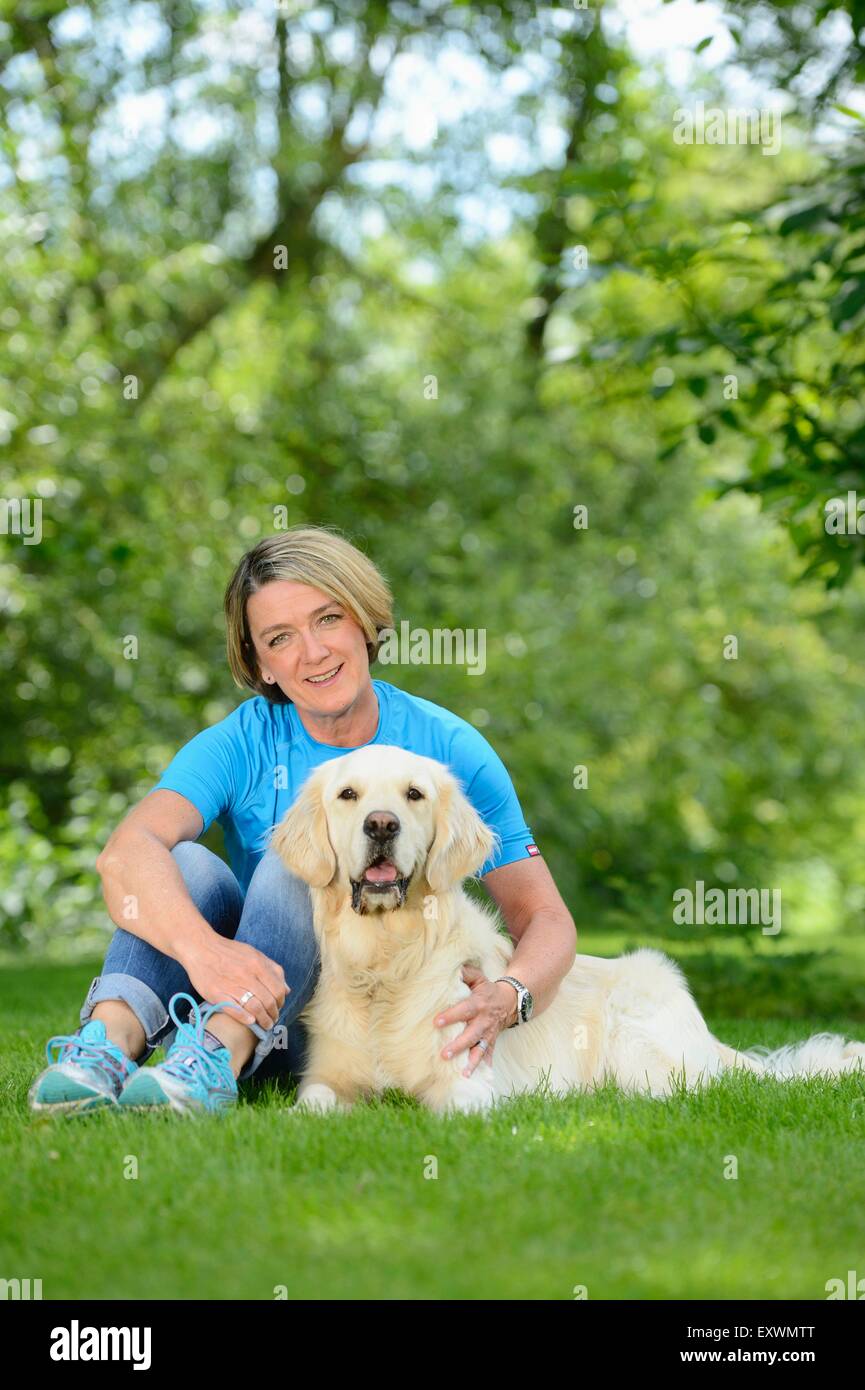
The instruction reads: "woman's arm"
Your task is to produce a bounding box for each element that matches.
[482,855,578,1020]
[433,855,577,1076]
[96,790,286,1030]
[97,790,212,958]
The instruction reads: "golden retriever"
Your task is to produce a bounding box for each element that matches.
[269,745,865,1114]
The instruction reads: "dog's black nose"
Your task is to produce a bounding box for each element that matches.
[364,810,400,840]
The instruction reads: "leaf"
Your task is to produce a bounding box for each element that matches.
[694,36,714,54]
[831,276,865,327]
[749,439,772,473]
[778,204,833,235]
[834,104,865,124]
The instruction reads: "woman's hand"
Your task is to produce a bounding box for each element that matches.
[179,934,288,1033]
[434,965,517,1078]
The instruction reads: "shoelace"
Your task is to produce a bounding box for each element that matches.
[159,992,237,1090]
[45,1031,130,1084]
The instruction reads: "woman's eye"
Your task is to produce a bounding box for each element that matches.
[269,614,340,647]
[407,787,424,801]
[338,787,358,801]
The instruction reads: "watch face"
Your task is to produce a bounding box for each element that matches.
[522,991,534,1022]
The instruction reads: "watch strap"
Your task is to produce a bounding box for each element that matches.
[496,975,527,1027]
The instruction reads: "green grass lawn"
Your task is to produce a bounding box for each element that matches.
[1,956,864,1301]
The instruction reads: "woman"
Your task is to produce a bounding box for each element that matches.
[29,525,577,1115]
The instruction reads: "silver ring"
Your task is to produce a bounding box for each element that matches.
[478,1038,489,1053]
[238,991,255,1007]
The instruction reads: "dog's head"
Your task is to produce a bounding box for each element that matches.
[269,745,498,913]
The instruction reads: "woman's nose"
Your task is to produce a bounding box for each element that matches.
[299,629,331,661]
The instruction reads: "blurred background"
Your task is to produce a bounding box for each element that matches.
[2,0,865,1020]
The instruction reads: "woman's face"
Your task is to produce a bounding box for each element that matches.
[246,580,372,710]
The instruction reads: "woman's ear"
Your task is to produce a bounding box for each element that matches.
[425,775,498,891]
[269,770,336,888]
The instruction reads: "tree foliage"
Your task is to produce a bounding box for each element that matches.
[2,0,865,957]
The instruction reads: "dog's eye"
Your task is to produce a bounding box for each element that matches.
[406,787,424,801]
[338,787,358,801]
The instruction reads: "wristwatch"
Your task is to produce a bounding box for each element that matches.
[496,975,534,1027]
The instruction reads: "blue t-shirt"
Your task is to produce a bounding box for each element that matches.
[150,679,537,894]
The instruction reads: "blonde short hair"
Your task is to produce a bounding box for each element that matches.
[224,525,395,705]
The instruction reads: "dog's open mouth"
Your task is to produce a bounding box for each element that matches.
[350,856,412,913]
[362,856,399,885]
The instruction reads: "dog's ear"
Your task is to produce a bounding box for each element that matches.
[425,774,498,891]
[269,769,336,888]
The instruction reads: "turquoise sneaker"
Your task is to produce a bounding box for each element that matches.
[118,992,238,1116]
[28,1018,138,1115]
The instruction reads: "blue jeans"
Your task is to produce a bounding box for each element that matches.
[79,842,319,1084]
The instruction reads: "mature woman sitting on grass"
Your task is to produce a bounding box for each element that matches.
[29,524,577,1115]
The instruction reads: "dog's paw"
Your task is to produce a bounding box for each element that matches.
[293,1082,350,1114]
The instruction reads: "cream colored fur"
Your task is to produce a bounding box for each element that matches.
[269,745,865,1115]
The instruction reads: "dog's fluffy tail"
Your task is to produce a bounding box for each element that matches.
[716,1033,865,1079]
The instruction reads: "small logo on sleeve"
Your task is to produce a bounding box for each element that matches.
[526,843,540,856]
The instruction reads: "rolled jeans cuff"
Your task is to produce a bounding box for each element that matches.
[80,972,173,1065]
[81,972,272,1071]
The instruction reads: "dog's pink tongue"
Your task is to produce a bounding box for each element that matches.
[365,861,398,883]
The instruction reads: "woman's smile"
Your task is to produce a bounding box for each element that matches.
[304,662,344,687]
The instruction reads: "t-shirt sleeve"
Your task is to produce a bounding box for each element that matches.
[149,716,248,836]
[447,724,537,878]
